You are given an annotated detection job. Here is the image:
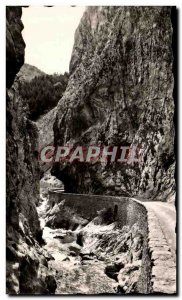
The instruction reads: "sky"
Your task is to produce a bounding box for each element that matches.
[22,6,85,74]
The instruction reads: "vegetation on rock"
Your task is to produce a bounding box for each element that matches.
[19,72,68,120]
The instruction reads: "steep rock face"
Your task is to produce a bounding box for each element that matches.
[53,6,175,200]
[6,7,25,88]
[6,7,56,294]
[37,107,57,149]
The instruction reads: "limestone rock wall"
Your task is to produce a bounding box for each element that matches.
[6,7,56,294]
[52,6,175,201]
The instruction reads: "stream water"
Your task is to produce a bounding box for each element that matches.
[42,225,117,294]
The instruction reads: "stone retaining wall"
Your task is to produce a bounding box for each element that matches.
[48,191,146,228]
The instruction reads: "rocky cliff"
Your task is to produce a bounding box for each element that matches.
[6,7,25,89]
[52,6,175,201]
[6,7,56,294]
[18,63,46,82]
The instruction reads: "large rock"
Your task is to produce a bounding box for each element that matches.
[6,7,56,294]
[52,7,175,200]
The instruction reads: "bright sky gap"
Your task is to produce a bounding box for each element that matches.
[22,6,85,74]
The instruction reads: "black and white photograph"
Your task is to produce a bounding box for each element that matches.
[5,3,177,295]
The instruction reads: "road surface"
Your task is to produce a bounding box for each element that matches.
[144,202,176,260]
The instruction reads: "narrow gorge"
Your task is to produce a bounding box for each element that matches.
[6,6,176,295]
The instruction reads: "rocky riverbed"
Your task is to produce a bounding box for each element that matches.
[37,188,151,294]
